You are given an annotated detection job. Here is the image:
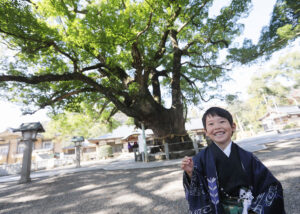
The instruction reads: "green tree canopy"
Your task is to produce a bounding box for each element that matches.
[229,0,300,63]
[44,102,129,144]
[0,0,297,142]
[248,51,300,105]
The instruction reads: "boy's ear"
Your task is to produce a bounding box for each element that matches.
[232,122,237,131]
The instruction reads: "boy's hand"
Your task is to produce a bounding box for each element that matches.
[181,156,194,178]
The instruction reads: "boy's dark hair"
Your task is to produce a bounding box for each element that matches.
[202,107,233,130]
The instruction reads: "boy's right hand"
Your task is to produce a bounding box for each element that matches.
[181,156,194,178]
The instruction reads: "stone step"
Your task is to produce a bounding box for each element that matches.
[148,152,166,161]
[147,148,199,161]
[169,149,196,159]
[167,141,194,152]
[148,141,204,153]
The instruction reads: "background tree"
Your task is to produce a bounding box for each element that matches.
[44,103,129,146]
[248,51,300,106]
[229,0,300,63]
[0,0,297,143]
[225,94,253,134]
[227,51,300,133]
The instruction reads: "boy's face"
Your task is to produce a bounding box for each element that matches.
[204,114,236,148]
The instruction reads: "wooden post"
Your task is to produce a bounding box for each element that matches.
[133,148,137,161]
[164,143,169,160]
[141,123,148,162]
[193,141,199,154]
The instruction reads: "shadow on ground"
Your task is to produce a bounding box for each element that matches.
[0,165,188,214]
[0,138,299,214]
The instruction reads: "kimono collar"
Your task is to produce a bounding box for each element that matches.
[213,141,232,157]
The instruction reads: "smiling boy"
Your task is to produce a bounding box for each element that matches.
[181,107,285,214]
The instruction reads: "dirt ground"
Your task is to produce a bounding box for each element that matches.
[0,138,299,214]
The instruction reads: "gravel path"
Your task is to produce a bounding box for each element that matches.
[0,138,299,214]
[253,137,300,214]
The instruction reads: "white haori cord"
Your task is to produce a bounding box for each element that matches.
[239,188,254,214]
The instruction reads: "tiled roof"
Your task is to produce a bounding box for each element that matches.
[89,125,137,140]
[276,105,300,114]
[89,118,204,141]
[259,105,300,121]
[63,140,96,149]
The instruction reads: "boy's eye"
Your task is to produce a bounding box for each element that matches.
[208,123,214,126]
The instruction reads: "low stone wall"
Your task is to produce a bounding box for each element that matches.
[0,157,75,176]
[0,163,21,176]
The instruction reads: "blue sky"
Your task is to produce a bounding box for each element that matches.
[0,0,297,132]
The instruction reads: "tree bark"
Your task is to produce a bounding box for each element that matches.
[132,93,191,144]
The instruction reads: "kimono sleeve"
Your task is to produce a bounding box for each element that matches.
[249,154,285,214]
[183,157,212,213]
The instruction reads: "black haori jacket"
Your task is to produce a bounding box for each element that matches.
[183,142,285,214]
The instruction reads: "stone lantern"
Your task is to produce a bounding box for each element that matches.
[13,122,45,184]
[71,136,84,168]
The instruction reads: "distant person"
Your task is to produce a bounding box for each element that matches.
[181,107,285,214]
[127,142,133,152]
[133,141,138,148]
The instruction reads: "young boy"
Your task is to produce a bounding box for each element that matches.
[181,107,285,214]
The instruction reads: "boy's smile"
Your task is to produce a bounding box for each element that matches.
[205,115,236,150]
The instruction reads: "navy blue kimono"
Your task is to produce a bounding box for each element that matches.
[183,142,285,214]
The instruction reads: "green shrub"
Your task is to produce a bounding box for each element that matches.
[98,145,113,159]
[283,123,297,130]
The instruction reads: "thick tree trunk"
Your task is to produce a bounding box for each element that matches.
[135,100,192,144]
[149,112,189,143]
[132,98,196,160]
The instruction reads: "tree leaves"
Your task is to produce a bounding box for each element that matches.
[227,51,300,132]
[228,0,300,64]
[0,0,297,137]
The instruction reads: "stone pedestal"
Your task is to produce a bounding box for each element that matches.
[75,146,81,168]
[19,140,33,184]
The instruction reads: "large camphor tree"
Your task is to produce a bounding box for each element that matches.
[0,0,299,143]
